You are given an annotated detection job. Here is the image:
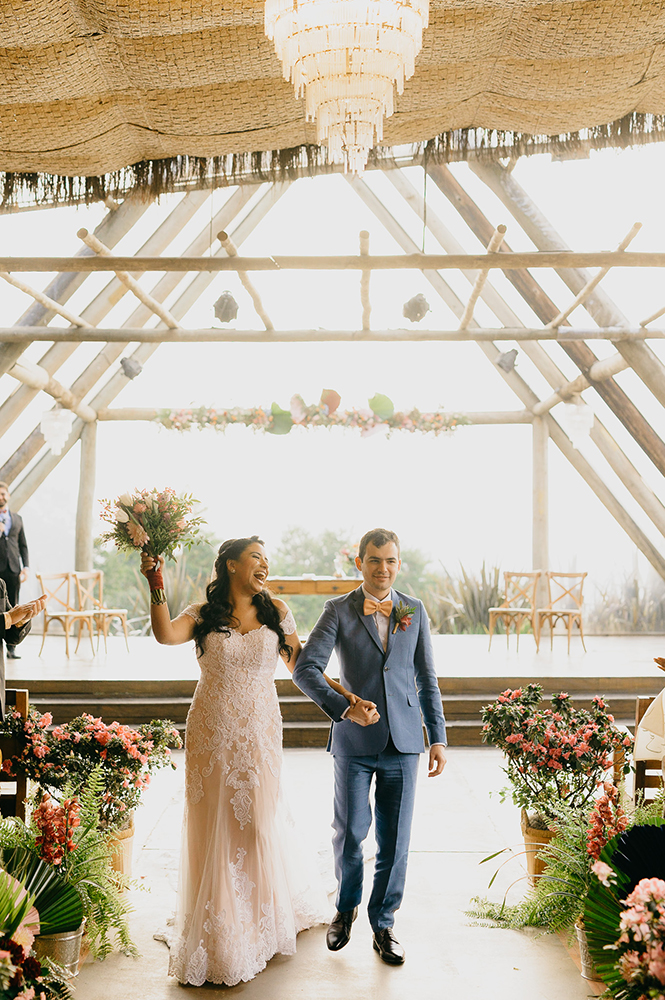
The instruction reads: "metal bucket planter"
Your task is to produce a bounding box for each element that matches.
[33,920,86,977]
[575,919,602,982]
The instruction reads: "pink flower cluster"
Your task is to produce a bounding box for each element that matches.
[614,878,665,994]
[32,793,80,866]
[99,487,203,561]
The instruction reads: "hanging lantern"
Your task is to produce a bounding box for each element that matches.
[40,407,74,456]
[402,293,430,323]
[214,291,239,323]
[561,400,595,448]
[265,0,429,173]
[496,349,518,373]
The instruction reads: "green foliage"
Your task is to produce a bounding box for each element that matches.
[0,825,84,935]
[0,868,35,938]
[99,488,205,561]
[431,563,503,634]
[589,573,665,633]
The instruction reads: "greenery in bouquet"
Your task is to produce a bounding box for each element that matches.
[0,709,182,831]
[99,487,205,561]
[0,770,137,960]
[481,684,633,820]
[0,867,73,1000]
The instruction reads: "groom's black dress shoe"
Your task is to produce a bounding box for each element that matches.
[373,928,405,965]
[326,908,358,951]
[5,649,19,659]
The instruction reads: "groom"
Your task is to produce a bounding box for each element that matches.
[293,528,447,966]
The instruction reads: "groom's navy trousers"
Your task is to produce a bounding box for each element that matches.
[293,586,447,932]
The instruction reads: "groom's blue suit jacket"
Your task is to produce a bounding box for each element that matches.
[292,586,447,755]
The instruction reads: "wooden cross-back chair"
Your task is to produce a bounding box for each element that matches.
[74,571,129,652]
[634,695,664,805]
[36,571,96,657]
[535,572,587,653]
[488,571,541,651]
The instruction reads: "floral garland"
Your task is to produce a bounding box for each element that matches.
[155,390,467,438]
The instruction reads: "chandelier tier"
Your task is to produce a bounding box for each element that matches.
[265,0,429,173]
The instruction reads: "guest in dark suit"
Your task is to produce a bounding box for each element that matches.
[0,482,30,659]
[0,579,45,719]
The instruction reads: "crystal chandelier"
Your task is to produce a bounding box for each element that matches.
[265,0,429,173]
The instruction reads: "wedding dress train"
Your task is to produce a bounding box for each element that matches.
[166,606,328,986]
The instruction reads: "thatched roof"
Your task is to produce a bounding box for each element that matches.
[2,0,665,202]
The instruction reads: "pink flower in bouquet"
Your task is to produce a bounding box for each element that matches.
[133,502,147,513]
[591,860,616,886]
[127,521,149,548]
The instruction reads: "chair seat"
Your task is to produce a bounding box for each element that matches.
[93,608,128,615]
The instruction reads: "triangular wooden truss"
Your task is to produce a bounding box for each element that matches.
[1,155,665,582]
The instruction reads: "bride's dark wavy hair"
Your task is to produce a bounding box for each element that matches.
[192,535,292,660]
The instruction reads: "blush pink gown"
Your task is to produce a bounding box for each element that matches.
[167,606,327,986]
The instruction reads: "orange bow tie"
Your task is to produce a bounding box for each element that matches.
[363,598,393,618]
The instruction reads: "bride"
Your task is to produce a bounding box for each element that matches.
[141,535,361,986]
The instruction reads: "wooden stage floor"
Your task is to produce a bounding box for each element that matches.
[7,631,665,686]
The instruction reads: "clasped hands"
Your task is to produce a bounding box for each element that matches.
[345,692,380,727]
[6,594,47,627]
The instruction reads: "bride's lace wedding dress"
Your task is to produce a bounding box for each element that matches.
[167,605,328,986]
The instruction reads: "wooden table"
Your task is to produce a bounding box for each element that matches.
[268,576,360,596]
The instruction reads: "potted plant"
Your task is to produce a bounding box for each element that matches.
[0,866,74,998]
[0,768,137,965]
[481,685,633,881]
[0,709,181,835]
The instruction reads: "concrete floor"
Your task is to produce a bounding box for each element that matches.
[74,746,596,1000]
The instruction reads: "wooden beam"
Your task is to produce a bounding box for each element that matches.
[0,251,664,273]
[96,407,533,424]
[351,171,665,579]
[532,352,629,415]
[532,415,549,605]
[428,164,665,480]
[218,231,274,331]
[75,422,97,572]
[7,360,96,421]
[0,272,90,327]
[0,326,661,343]
[459,225,506,331]
[471,161,665,410]
[360,230,371,331]
[7,185,291,507]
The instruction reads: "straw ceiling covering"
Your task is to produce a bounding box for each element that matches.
[2,0,665,203]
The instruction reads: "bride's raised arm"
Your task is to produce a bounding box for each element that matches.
[141,553,196,645]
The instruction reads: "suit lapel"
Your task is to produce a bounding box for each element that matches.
[352,587,384,654]
[384,589,398,659]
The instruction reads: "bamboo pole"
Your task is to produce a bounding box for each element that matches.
[386,167,665,547]
[96,407,533,424]
[0,272,90,327]
[640,304,665,327]
[0,326,660,343]
[1,250,665,273]
[75,421,97,572]
[7,360,96,421]
[217,231,274,331]
[532,352,630,415]
[77,230,181,329]
[471,161,665,410]
[458,225,506,330]
[545,223,642,328]
[7,185,291,507]
[0,185,262,487]
[532,415,549,604]
[428,164,665,479]
[350,172,665,579]
[0,189,212,437]
[360,230,371,331]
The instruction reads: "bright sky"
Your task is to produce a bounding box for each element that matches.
[2,142,665,601]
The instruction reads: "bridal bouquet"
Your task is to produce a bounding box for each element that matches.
[99,487,205,560]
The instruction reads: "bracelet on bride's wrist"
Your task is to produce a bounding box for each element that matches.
[150,588,167,605]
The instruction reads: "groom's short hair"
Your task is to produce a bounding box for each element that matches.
[358,528,400,561]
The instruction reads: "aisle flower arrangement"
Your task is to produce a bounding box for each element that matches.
[99,487,205,560]
[0,710,182,830]
[481,684,633,820]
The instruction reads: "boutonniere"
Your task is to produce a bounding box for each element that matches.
[392,602,416,634]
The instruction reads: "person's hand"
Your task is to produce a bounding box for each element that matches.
[428,745,447,777]
[140,553,164,578]
[346,700,380,727]
[19,568,28,583]
[7,594,47,627]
